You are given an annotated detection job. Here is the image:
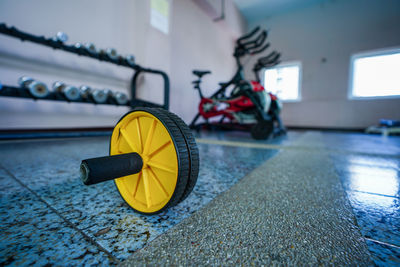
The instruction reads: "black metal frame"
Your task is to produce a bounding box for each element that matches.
[130,67,169,109]
[0,23,169,109]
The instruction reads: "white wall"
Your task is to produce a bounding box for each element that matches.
[0,0,246,129]
[245,0,400,129]
[170,0,246,122]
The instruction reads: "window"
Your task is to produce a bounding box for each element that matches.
[263,62,301,101]
[349,48,400,99]
[150,0,170,34]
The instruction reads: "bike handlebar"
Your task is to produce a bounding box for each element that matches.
[258,51,280,64]
[240,30,267,49]
[235,27,272,58]
[253,52,281,72]
[259,51,278,61]
[236,26,260,44]
[250,42,270,55]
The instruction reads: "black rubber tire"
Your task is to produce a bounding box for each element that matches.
[251,120,273,140]
[162,109,200,203]
[110,107,190,214]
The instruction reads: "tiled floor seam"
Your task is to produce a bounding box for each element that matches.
[196,138,400,158]
[352,189,400,199]
[0,165,120,265]
[343,188,400,250]
[365,238,400,249]
[333,174,400,260]
[326,142,400,264]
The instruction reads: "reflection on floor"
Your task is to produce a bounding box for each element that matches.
[330,152,400,264]
[0,130,399,265]
[194,130,400,265]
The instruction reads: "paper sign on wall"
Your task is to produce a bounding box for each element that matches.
[151,0,170,34]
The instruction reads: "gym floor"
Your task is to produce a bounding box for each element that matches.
[0,130,399,265]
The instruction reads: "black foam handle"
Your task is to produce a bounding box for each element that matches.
[80,152,143,185]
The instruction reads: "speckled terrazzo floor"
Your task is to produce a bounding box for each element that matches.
[0,130,399,266]
[124,130,400,266]
[0,133,280,265]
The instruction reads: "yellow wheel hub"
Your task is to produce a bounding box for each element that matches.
[110,110,179,213]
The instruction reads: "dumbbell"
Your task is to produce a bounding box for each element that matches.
[74,42,83,50]
[18,76,50,98]
[79,85,91,99]
[90,88,109,104]
[52,81,80,101]
[84,43,97,55]
[111,91,129,105]
[106,48,119,60]
[80,107,199,214]
[125,54,136,67]
[52,31,68,43]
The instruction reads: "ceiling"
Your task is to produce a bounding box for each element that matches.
[233,0,327,24]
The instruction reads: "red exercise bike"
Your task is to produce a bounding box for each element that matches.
[189,27,286,139]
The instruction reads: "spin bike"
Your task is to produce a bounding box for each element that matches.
[253,51,287,136]
[189,26,285,139]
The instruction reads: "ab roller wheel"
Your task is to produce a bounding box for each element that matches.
[80,107,199,214]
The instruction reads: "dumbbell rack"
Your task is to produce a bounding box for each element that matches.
[0,23,169,109]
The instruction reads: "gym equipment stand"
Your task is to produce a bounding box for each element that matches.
[0,23,169,109]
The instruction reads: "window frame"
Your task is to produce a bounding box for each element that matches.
[262,61,302,103]
[348,47,400,100]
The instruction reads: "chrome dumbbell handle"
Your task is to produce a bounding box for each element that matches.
[74,42,83,49]
[84,43,97,55]
[52,31,68,43]
[79,85,91,99]
[53,81,80,101]
[104,89,112,97]
[91,89,108,103]
[126,55,135,66]
[113,92,129,105]
[18,76,34,87]
[53,81,66,92]
[106,48,119,60]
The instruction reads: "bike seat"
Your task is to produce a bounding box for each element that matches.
[218,82,230,87]
[193,70,211,78]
